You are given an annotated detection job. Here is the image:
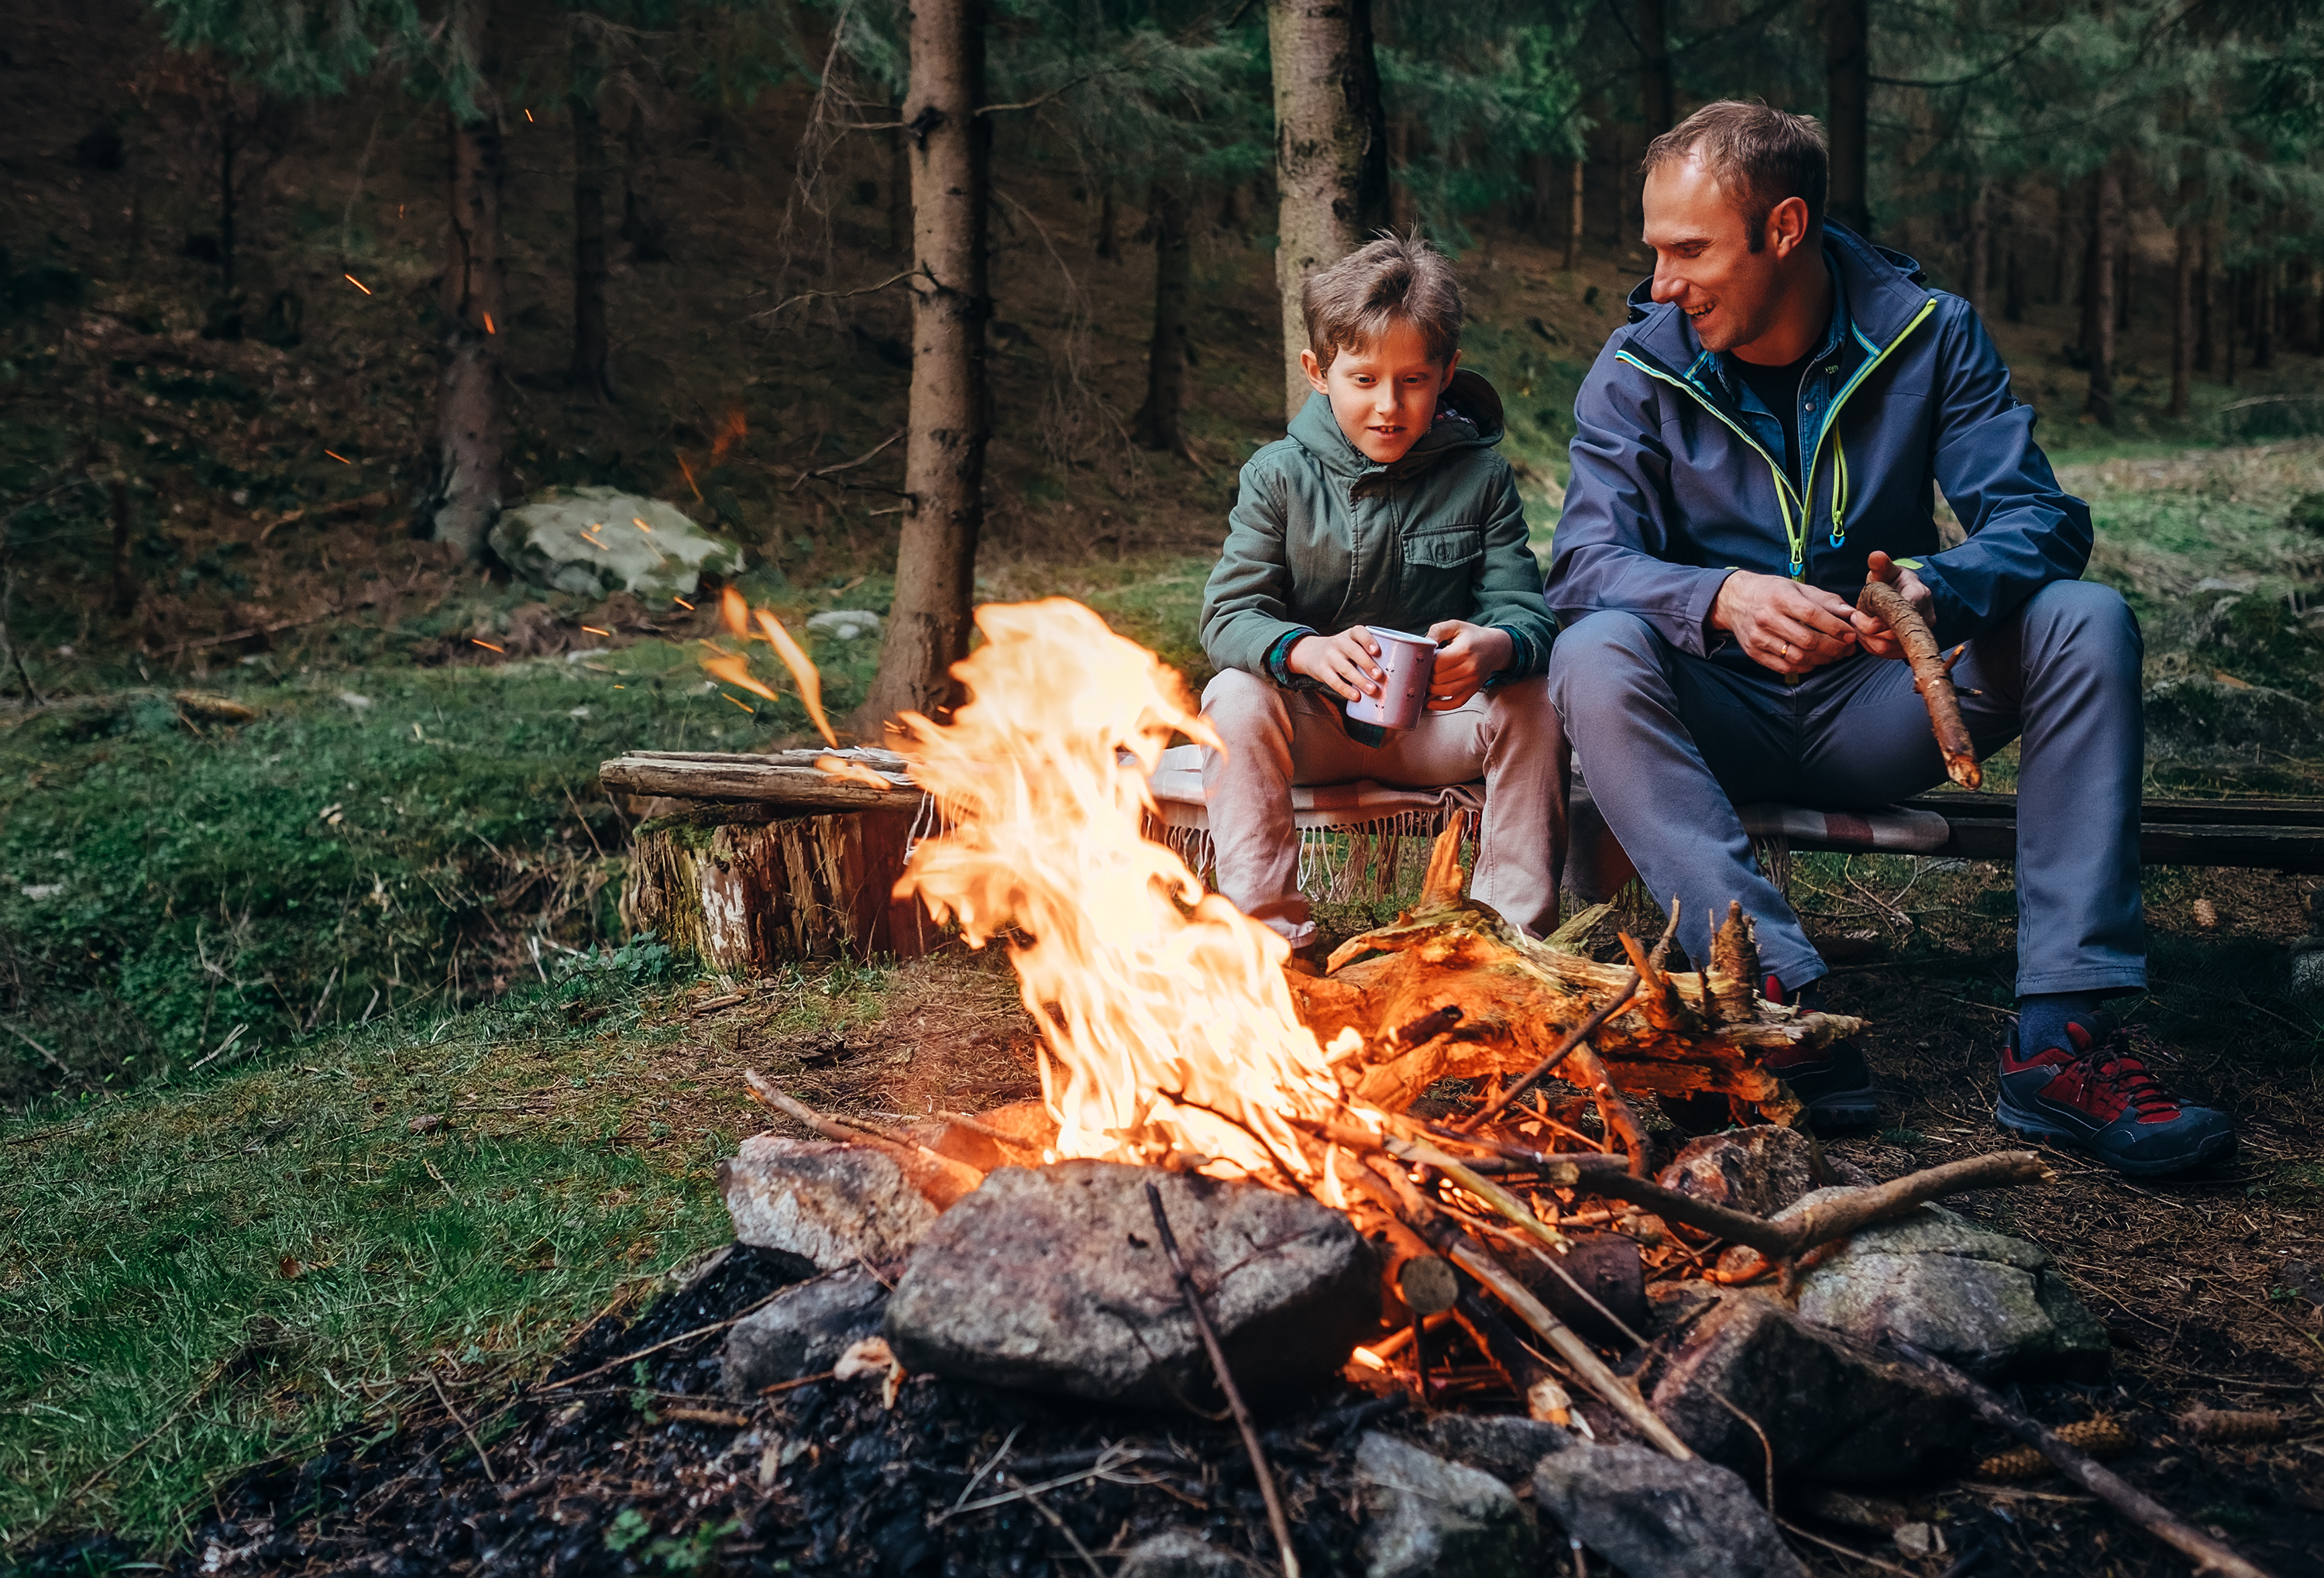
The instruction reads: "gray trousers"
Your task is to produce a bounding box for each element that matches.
[1546,580,2145,998]
[1199,669,1567,945]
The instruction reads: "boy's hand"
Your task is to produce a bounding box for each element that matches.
[1287,627,1387,701]
[1848,550,1936,660]
[1710,571,1859,676]
[1425,621,1514,710]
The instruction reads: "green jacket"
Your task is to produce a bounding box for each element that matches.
[1199,370,1556,685]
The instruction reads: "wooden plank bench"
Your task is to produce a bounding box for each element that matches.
[601,748,2324,971]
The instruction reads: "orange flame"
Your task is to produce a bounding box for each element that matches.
[703,653,779,703]
[710,406,748,465]
[704,590,840,748]
[894,600,1349,1180]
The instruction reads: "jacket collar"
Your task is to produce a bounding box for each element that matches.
[1287,368,1507,487]
[1619,222,1931,374]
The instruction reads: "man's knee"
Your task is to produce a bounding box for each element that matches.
[1483,673,1562,744]
[2018,579,2143,671]
[1545,611,1668,721]
[1199,666,1291,748]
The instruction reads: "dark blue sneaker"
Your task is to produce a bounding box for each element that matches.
[1996,1012,2236,1177]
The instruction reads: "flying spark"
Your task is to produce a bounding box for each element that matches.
[471,638,505,653]
[631,517,652,533]
[483,312,496,335]
[325,450,352,464]
[524,108,535,122]
[672,596,696,611]
[344,274,372,295]
[582,625,610,635]
[720,692,755,714]
[676,453,702,502]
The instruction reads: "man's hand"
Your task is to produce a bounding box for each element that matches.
[1424,621,1514,710]
[1849,550,1935,660]
[1286,626,1387,702]
[1710,571,1861,676]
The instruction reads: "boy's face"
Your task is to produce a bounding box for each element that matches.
[1301,318,1460,466]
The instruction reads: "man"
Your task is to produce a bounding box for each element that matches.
[1548,101,2233,1176]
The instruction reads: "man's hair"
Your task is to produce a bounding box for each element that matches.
[1301,232,1464,370]
[1642,101,1828,250]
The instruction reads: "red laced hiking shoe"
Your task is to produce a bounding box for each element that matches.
[1995,1012,2235,1177]
[1659,975,1879,1134]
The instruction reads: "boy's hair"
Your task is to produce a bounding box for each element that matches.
[1642,101,1828,249]
[1301,232,1464,372]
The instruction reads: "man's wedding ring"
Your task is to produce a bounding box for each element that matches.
[1779,641,1791,658]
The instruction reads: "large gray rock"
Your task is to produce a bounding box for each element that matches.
[883,1161,1377,1410]
[2144,673,2321,761]
[1657,1126,1817,1217]
[1531,1439,1804,1578]
[721,1265,888,1395]
[717,1136,938,1271]
[1423,1413,1576,1480]
[1642,1288,1970,1486]
[1788,1193,2109,1380]
[488,486,742,600]
[1115,1531,1257,1578]
[1355,1433,1537,1578]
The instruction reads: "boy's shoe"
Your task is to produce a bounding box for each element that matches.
[1995,1012,2235,1177]
[1662,975,1879,1133]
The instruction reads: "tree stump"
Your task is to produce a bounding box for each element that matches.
[622,803,933,971]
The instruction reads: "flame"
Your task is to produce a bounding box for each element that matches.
[703,652,779,704]
[710,406,748,465]
[894,600,1340,1179]
[706,590,840,747]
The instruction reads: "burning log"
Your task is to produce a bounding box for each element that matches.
[1292,823,1862,1148]
[1857,555,1980,789]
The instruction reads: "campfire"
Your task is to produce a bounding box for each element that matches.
[714,596,2216,1572]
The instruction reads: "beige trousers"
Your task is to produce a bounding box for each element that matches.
[1198,668,1567,946]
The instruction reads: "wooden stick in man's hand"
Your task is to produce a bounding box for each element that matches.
[1858,552,1981,789]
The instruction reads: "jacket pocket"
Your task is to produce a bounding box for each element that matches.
[1404,527,1483,569]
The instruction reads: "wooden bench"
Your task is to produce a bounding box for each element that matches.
[601,748,2324,971]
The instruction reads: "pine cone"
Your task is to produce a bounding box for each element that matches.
[2178,1408,2286,1445]
[1975,1418,2138,1480]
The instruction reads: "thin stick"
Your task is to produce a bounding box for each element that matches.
[1893,1340,2277,1578]
[1144,1183,1301,1578]
[1458,976,1639,1131]
[1346,1158,1693,1460]
[428,1371,498,1483]
[538,1287,791,1391]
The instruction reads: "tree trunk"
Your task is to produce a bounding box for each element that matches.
[2116,235,2131,332]
[427,57,508,559]
[2085,161,2119,426]
[1267,0,1388,421]
[888,107,912,255]
[1096,183,1120,260]
[2254,257,2274,370]
[2051,182,2071,304]
[1824,0,1870,234]
[1965,180,1989,321]
[568,28,614,401]
[218,130,238,294]
[108,480,137,617]
[1133,180,1191,452]
[2077,174,2101,361]
[2195,225,2212,372]
[620,105,669,262]
[2170,209,2195,418]
[858,0,988,733]
[2004,232,2026,321]
[1565,156,1584,272]
[1387,119,1418,233]
[1638,0,1674,139]
[2223,266,2237,387]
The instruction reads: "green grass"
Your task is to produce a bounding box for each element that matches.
[0,634,854,1109]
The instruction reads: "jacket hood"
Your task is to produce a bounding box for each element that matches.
[1619,223,1933,370]
[1286,367,1506,484]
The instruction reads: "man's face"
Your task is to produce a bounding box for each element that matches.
[1642,153,1796,355]
[1302,318,1459,465]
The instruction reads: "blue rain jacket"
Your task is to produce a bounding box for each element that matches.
[1548,223,2092,657]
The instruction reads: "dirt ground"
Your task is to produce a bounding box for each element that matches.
[28,851,2307,1578]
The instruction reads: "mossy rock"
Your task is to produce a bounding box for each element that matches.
[2145,673,2322,761]
[489,486,743,600]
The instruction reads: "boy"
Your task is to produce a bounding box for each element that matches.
[1198,235,1563,960]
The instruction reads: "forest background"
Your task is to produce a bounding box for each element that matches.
[5,0,2324,1554]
